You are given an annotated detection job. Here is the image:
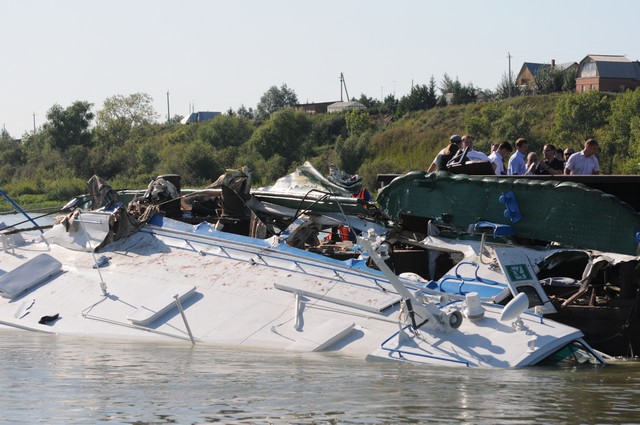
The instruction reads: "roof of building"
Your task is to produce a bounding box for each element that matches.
[327,101,366,112]
[521,62,545,75]
[181,111,221,124]
[579,55,640,79]
[584,54,630,63]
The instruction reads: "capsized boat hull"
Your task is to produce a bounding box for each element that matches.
[377,171,640,255]
[0,213,602,368]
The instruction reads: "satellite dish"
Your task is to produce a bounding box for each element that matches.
[500,292,529,322]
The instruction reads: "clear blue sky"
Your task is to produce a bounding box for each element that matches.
[2,0,639,137]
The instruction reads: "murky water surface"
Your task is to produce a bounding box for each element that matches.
[0,331,639,424]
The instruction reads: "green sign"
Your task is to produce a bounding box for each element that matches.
[505,264,533,282]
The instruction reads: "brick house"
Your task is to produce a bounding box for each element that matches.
[575,54,640,92]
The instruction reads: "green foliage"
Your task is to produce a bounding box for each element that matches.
[534,66,565,94]
[492,106,532,142]
[6,89,640,210]
[358,158,405,197]
[95,93,158,147]
[41,101,94,151]
[550,91,611,146]
[256,84,298,119]
[249,109,311,165]
[345,110,372,137]
[336,131,372,174]
[306,113,346,148]
[197,115,254,149]
[396,79,438,116]
[464,104,501,141]
[156,139,222,186]
[603,87,640,173]
[439,73,477,105]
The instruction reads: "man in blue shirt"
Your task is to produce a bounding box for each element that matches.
[507,138,528,175]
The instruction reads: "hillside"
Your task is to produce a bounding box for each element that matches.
[2,89,639,210]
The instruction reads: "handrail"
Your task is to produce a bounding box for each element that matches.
[0,188,44,234]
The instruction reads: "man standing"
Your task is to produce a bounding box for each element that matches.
[507,138,528,175]
[535,143,564,175]
[488,141,513,175]
[565,139,600,175]
[453,134,496,172]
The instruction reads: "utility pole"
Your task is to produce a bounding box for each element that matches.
[32,113,36,133]
[507,52,512,98]
[166,91,171,123]
[339,73,350,102]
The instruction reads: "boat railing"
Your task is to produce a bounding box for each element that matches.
[145,225,394,294]
[379,325,471,367]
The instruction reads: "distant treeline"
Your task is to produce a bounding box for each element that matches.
[1,87,639,210]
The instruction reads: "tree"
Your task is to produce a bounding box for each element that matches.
[95,93,158,146]
[1,127,11,141]
[380,94,398,115]
[336,131,371,174]
[236,104,255,119]
[534,66,565,94]
[256,84,298,119]
[41,101,94,151]
[551,91,610,146]
[603,87,640,172]
[492,106,531,141]
[464,104,501,140]
[439,73,476,105]
[197,115,254,149]
[248,108,311,165]
[345,110,372,137]
[396,78,438,116]
[494,72,521,99]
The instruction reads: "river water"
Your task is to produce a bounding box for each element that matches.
[1,213,640,424]
[0,330,639,424]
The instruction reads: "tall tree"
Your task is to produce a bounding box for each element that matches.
[396,79,438,116]
[42,101,94,151]
[439,74,477,105]
[95,93,158,146]
[256,84,298,119]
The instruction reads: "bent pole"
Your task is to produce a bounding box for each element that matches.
[0,188,44,234]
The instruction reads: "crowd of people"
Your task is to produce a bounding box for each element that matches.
[428,134,600,176]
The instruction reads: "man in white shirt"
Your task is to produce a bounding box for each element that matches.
[565,139,600,175]
[453,135,497,172]
[488,141,513,175]
[507,138,528,175]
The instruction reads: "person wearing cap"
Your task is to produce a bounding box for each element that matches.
[507,138,529,175]
[565,139,600,175]
[427,134,462,172]
[488,141,512,175]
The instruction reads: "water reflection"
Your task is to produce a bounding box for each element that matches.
[1,330,637,424]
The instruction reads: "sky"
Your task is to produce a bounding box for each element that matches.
[2,0,639,137]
